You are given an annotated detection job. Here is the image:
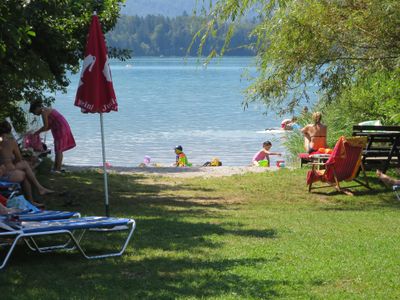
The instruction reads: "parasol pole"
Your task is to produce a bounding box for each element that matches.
[100,112,110,217]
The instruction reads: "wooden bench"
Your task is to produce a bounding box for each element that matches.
[352,125,400,172]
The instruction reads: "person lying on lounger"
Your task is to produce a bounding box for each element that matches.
[376,170,400,187]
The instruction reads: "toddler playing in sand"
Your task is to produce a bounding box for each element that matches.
[174,145,192,167]
[252,141,281,167]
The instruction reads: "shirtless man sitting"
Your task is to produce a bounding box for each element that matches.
[301,112,327,154]
[0,120,53,207]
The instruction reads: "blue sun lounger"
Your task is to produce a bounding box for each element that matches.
[0,181,19,190]
[0,216,136,269]
[1,181,80,221]
[0,181,20,199]
[0,210,80,222]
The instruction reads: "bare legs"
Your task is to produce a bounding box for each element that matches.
[7,168,25,183]
[15,161,53,195]
[54,151,63,171]
[21,178,34,202]
[7,168,44,207]
[376,170,400,187]
[7,170,34,201]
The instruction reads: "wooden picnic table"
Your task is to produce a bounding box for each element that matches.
[352,125,400,173]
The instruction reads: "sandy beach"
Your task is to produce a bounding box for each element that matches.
[66,165,280,178]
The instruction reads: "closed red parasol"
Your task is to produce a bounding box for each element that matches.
[75,13,117,216]
[75,14,117,113]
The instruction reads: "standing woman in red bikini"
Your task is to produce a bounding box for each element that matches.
[301,112,328,153]
[30,101,76,172]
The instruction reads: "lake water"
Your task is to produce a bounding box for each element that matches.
[47,57,297,167]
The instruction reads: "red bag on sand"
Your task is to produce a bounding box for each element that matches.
[23,133,44,152]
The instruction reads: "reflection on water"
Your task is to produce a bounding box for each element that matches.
[47,57,308,166]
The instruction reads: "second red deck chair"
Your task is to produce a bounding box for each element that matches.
[307,136,369,195]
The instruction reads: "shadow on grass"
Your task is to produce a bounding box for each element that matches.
[39,171,226,214]
[1,253,313,299]
[311,177,400,211]
[0,188,280,299]
[135,218,277,251]
[6,168,396,298]
[0,170,285,298]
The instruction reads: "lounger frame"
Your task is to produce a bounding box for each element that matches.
[0,218,135,269]
[394,185,400,201]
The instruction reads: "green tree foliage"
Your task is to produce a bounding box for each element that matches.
[106,14,255,56]
[0,0,124,130]
[197,0,400,114]
[322,69,400,139]
[285,69,400,157]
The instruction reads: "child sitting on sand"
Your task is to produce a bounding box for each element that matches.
[252,141,281,167]
[174,145,192,167]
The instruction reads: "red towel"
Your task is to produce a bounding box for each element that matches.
[0,194,7,206]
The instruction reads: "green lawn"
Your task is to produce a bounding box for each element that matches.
[1,168,399,299]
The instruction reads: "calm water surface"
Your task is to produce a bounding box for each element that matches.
[48,57,296,167]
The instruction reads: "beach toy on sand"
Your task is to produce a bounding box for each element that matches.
[143,155,151,165]
[211,157,222,166]
[276,160,285,168]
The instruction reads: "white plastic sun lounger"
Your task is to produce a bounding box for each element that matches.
[0,210,81,259]
[0,216,136,269]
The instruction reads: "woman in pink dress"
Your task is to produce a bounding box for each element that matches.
[30,101,76,172]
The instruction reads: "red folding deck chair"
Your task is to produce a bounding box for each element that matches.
[307,136,369,195]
